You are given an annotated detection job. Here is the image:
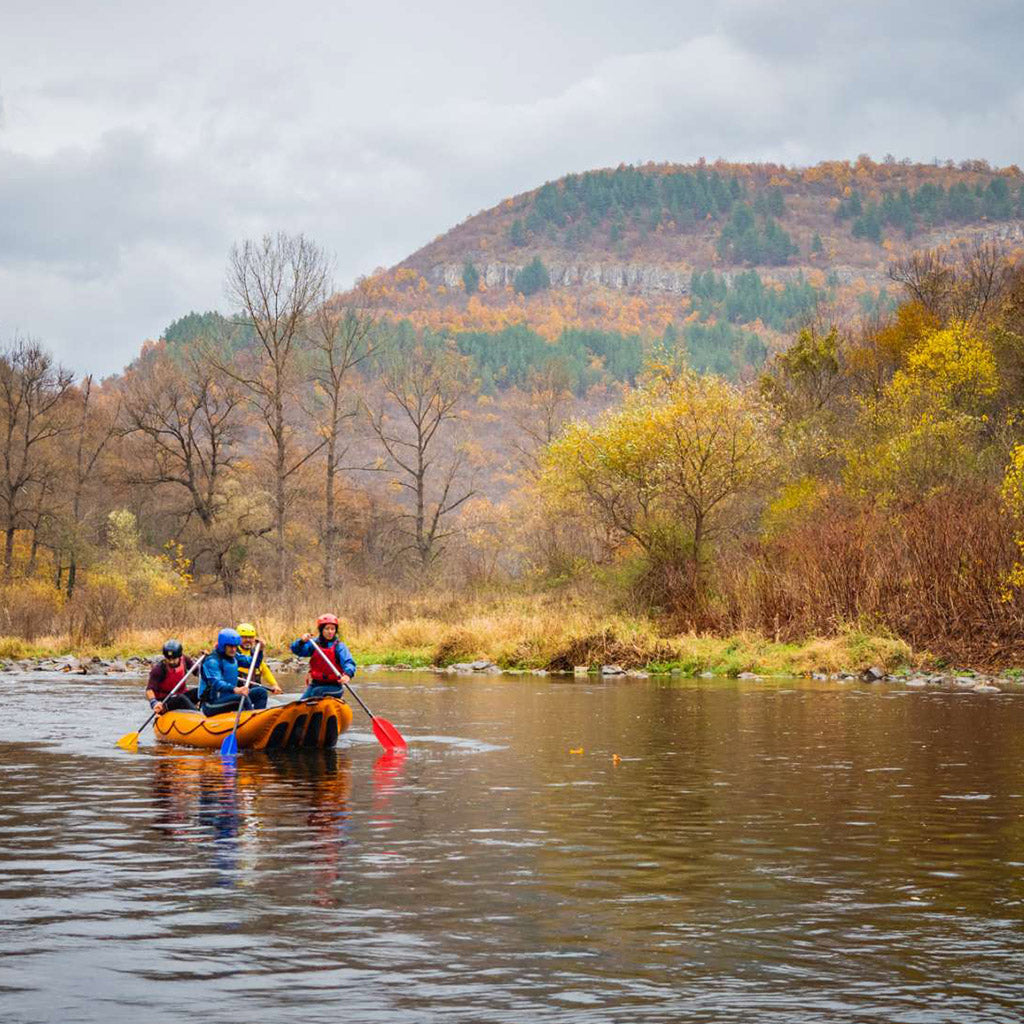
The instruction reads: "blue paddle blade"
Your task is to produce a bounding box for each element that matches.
[220,733,239,757]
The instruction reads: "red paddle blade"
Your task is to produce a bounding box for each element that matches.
[371,715,407,750]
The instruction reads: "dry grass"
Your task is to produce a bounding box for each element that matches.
[0,584,916,677]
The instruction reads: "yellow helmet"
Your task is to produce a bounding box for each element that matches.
[237,622,257,638]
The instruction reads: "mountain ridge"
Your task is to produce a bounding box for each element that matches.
[342,158,1024,366]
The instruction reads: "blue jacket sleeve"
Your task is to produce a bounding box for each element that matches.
[335,642,357,679]
[291,638,314,657]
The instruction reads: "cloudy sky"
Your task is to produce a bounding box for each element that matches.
[1,0,1021,375]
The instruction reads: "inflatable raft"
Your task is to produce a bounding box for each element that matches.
[154,696,353,751]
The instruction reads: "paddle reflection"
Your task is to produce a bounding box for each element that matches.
[370,748,408,834]
[146,748,353,890]
[373,748,408,799]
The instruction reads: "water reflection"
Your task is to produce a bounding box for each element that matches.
[3,672,1024,1023]
[147,748,353,888]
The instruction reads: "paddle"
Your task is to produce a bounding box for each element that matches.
[309,640,406,750]
[116,654,205,750]
[220,642,261,758]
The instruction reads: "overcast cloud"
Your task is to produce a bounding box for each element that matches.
[0,0,1021,374]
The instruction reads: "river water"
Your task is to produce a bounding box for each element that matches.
[1,670,1023,1023]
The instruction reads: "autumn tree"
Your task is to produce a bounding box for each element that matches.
[308,297,378,592]
[889,242,1012,326]
[366,332,476,567]
[544,368,775,613]
[844,321,999,499]
[61,375,120,596]
[760,325,849,476]
[0,339,75,577]
[508,360,576,477]
[218,232,331,589]
[121,346,256,590]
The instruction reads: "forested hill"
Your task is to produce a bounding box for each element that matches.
[397,157,1024,279]
[339,158,1024,382]
[159,159,1024,392]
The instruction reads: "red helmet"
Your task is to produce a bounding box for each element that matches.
[316,613,339,628]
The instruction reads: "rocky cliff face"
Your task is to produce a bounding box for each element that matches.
[426,221,1024,298]
[430,261,870,295]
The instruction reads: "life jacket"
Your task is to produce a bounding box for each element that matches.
[308,640,345,683]
[151,658,192,700]
[198,651,240,703]
[240,644,263,671]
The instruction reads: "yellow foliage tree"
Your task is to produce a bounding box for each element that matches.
[542,369,775,603]
[77,510,188,643]
[845,321,998,498]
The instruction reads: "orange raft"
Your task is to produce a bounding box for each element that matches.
[153,697,353,751]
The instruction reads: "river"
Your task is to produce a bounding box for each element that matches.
[1,670,1023,1023]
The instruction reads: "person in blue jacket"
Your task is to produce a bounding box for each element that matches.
[290,613,357,700]
[199,628,271,716]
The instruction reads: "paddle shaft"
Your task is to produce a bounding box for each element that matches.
[132,654,205,736]
[224,642,261,748]
[308,640,372,717]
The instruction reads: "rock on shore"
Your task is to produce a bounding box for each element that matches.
[0,656,1018,694]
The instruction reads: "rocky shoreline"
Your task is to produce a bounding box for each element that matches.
[1,654,1018,693]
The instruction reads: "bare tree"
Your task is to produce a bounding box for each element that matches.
[218,232,331,589]
[366,336,476,567]
[0,339,74,577]
[121,348,253,590]
[308,297,377,592]
[889,241,1012,325]
[64,375,120,596]
[888,250,953,317]
[508,360,576,477]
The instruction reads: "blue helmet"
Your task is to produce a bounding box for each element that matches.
[217,628,242,652]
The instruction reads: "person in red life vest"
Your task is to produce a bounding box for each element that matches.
[290,614,357,700]
[145,639,199,714]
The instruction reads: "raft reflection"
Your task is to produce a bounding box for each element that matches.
[148,748,353,888]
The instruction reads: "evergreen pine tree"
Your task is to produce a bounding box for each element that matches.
[461,261,480,295]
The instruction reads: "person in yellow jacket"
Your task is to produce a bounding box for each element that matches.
[237,622,283,696]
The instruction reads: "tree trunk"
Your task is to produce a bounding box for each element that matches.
[274,394,287,592]
[27,530,39,576]
[692,513,705,611]
[4,521,15,578]
[324,428,337,593]
[415,457,427,565]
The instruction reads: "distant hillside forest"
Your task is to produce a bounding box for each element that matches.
[345,158,1024,366]
[506,165,1024,260]
[162,265,832,387]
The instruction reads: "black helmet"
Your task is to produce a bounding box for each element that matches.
[162,639,183,659]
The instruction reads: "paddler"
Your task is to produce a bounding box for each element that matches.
[145,639,199,714]
[237,622,283,696]
[290,614,357,699]
[198,628,271,716]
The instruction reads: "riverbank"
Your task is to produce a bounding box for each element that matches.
[1,652,1017,696]
[5,584,1018,679]
[0,611,913,672]
[0,605,1014,684]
